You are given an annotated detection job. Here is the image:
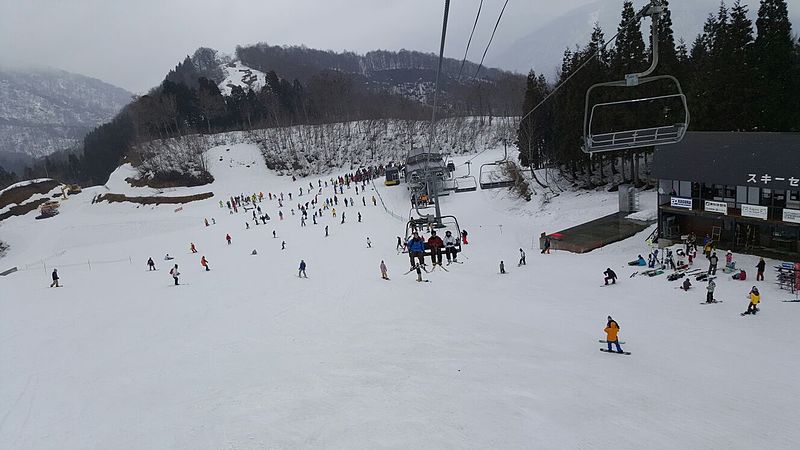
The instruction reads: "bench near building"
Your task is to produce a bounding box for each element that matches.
[652,132,800,260]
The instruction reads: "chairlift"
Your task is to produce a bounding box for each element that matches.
[384,166,400,186]
[582,1,690,154]
[479,142,515,190]
[454,160,477,192]
[404,214,462,258]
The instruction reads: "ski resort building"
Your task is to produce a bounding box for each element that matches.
[652,132,800,260]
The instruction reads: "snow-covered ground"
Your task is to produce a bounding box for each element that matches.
[218,62,266,96]
[1,145,798,449]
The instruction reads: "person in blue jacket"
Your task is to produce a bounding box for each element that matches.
[407,233,426,269]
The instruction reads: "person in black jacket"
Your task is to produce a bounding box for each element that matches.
[604,268,617,285]
[50,269,60,287]
[147,257,156,271]
[708,252,719,275]
[756,257,766,281]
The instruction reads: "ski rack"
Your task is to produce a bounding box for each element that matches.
[582,1,690,154]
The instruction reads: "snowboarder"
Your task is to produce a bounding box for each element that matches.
[170,264,180,285]
[147,257,156,271]
[282,241,286,250]
[50,268,60,287]
[604,316,624,353]
[226,234,232,245]
[500,261,506,274]
[205,218,209,226]
[708,252,719,275]
[706,279,716,303]
[341,212,346,224]
[743,286,760,315]
[396,236,403,251]
[725,250,734,268]
[628,255,646,266]
[756,257,766,281]
[325,225,329,237]
[461,229,468,245]
[246,222,250,229]
[427,231,444,266]
[190,242,197,253]
[358,212,361,222]
[380,260,389,280]
[604,268,617,285]
[681,278,692,291]
[251,249,258,255]
[298,260,307,278]
[518,248,526,266]
[164,253,174,260]
[201,256,210,271]
[366,237,372,248]
[372,196,377,206]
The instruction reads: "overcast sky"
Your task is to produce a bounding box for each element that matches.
[0,0,599,93]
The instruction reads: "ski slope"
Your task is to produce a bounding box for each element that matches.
[1,144,798,449]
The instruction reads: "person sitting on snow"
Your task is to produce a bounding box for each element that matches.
[681,278,692,291]
[604,268,617,285]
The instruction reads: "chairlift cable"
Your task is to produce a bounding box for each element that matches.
[517,0,658,124]
[473,0,510,79]
[457,0,484,81]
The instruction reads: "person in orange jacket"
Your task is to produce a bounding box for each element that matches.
[190,242,197,253]
[604,316,624,353]
[201,256,210,271]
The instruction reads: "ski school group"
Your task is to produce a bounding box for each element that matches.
[615,231,766,316]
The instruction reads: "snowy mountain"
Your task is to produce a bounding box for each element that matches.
[489,0,800,78]
[1,142,797,448]
[0,67,132,169]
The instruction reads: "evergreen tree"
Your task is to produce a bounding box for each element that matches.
[655,0,679,75]
[516,71,552,169]
[611,1,647,76]
[754,0,795,130]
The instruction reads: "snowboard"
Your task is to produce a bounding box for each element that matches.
[598,340,626,344]
[700,301,723,304]
[600,283,618,287]
[600,348,631,355]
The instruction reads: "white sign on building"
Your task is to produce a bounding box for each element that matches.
[704,200,728,215]
[783,208,800,224]
[670,197,692,209]
[741,204,768,220]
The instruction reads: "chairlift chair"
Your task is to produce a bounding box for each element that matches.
[478,142,515,190]
[405,214,462,257]
[582,1,690,154]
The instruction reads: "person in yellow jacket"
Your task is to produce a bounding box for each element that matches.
[744,286,760,315]
[604,316,624,353]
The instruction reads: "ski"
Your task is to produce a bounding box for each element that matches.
[598,340,626,344]
[600,348,631,355]
[700,301,724,304]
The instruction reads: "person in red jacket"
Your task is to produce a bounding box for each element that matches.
[427,230,444,266]
[226,234,232,245]
[201,256,210,271]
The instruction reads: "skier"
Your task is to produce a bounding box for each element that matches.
[743,286,760,315]
[396,236,403,251]
[201,256,210,271]
[427,231,444,266]
[372,196,377,206]
[282,241,286,250]
[604,316,624,353]
[272,230,277,238]
[681,278,692,291]
[298,260,308,278]
[444,230,457,264]
[366,237,372,248]
[190,242,197,253]
[246,222,250,229]
[708,252,719,275]
[325,225,329,237]
[461,229,469,245]
[50,268,60,288]
[147,257,156,271]
[407,233,426,268]
[380,260,389,280]
[540,232,551,254]
[341,211,346,224]
[756,257,766,281]
[706,279,716,303]
[603,268,617,285]
[170,264,180,285]
[205,218,209,227]
[518,248,526,266]
[500,261,506,274]
[251,249,258,255]
[357,212,362,222]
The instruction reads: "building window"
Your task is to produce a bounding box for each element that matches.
[724,186,736,201]
[748,187,760,205]
[761,188,772,207]
[773,190,786,208]
[702,183,715,200]
[692,182,701,198]
[789,190,799,202]
[714,184,724,200]
[679,181,692,198]
[737,186,747,205]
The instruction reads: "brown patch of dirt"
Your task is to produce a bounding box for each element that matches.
[0,180,60,209]
[96,192,214,205]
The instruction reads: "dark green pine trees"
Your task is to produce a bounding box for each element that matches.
[753,0,796,130]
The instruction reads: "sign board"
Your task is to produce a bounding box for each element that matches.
[782,208,800,224]
[704,200,728,215]
[670,197,692,209]
[741,204,768,220]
